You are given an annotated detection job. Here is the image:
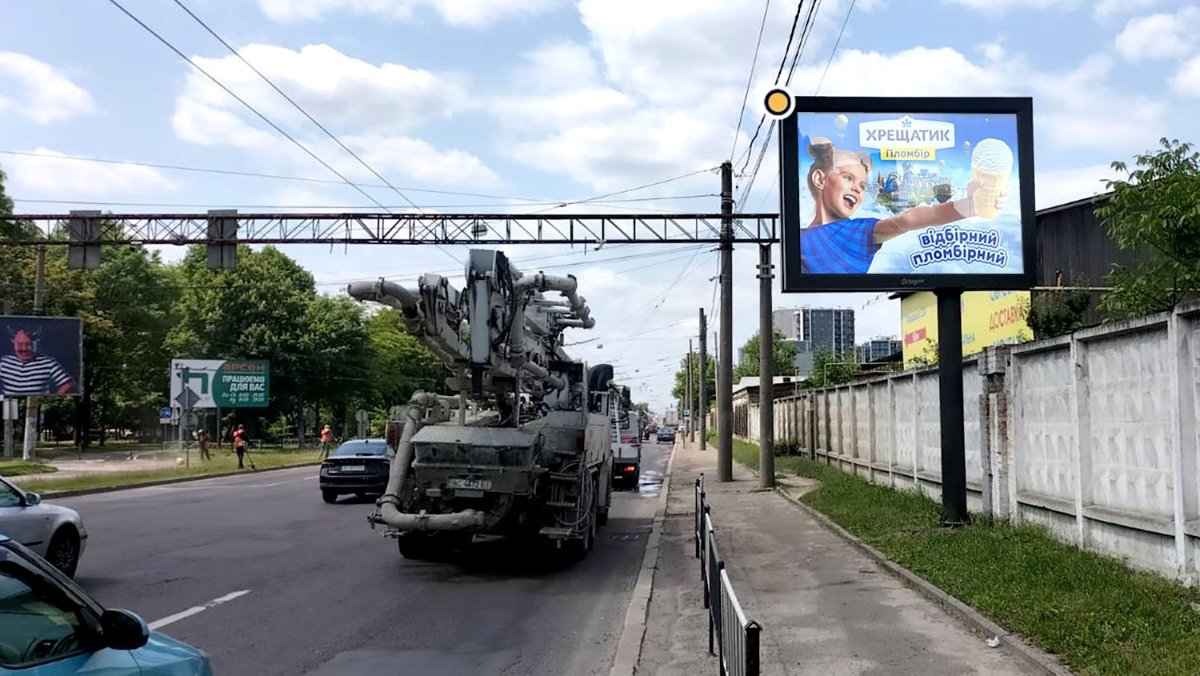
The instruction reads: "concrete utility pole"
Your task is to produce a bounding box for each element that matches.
[758,244,775,488]
[23,245,46,461]
[718,161,734,482]
[686,339,693,441]
[3,294,12,460]
[699,308,708,451]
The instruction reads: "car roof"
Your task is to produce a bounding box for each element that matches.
[339,438,387,443]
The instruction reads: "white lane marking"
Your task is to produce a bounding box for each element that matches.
[148,590,251,631]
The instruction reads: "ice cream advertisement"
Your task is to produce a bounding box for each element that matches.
[792,111,1023,278]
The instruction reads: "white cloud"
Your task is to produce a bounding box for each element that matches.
[1115,7,1200,62]
[943,0,1080,12]
[257,0,563,27]
[172,44,462,142]
[0,52,94,124]
[1,148,179,200]
[170,43,499,189]
[343,135,501,187]
[1095,0,1161,20]
[1171,55,1200,96]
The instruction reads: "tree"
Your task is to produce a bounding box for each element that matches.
[301,294,371,436]
[1026,279,1091,339]
[804,350,859,388]
[0,167,39,314]
[733,330,800,380]
[364,307,444,418]
[1096,138,1200,319]
[670,351,715,418]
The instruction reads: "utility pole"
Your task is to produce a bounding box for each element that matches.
[699,308,708,451]
[3,294,12,460]
[686,339,693,443]
[22,245,46,461]
[718,160,734,482]
[758,244,775,488]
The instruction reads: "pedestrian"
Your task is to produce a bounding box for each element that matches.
[196,429,211,461]
[320,424,333,459]
[233,424,247,469]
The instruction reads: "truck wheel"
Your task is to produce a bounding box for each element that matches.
[397,533,429,560]
[598,507,609,526]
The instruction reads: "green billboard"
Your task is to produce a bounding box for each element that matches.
[171,359,270,409]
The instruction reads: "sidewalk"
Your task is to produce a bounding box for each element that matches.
[636,438,1038,676]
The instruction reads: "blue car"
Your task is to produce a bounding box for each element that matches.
[0,534,212,675]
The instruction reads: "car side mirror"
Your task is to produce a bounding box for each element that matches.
[23,492,40,507]
[101,609,150,650]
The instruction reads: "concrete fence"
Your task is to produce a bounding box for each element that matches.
[740,300,1200,584]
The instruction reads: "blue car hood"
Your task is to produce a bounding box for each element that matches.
[130,632,213,676]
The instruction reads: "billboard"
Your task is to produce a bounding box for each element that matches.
[0,316,84,397]
[900,290,1032,367]
[774,95,1035,292]
[170,359,270,409]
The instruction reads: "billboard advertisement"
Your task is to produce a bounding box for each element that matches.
[900,290,1032,367]
[0,316,84,397]
[775,96,1035,292]
[170,359,270,409]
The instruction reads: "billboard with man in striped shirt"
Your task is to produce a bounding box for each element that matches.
[0,316,83,397]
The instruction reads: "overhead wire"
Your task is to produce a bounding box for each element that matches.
[171,0,422,213]
[10,194,716,211]
[533,166,719,213]
[735,0,806,179]
[730,0,773,163]
[816,0,856,95]
[159,0,472,267]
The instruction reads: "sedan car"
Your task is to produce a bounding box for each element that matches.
[319,438,391,503]
[656,426,676,443]
[0,534,212,675]
[0,477,85,578]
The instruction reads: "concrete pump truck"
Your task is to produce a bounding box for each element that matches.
[346,250,616,561]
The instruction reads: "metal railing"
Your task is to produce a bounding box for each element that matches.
[694,473,761,676]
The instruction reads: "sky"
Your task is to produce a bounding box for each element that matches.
[1,0,1198,413]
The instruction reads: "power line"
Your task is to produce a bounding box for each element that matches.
[10,194,715,211]
[103,0,461,264]
[730,0,773,163]
[785,0,823,87]
[773,1,807,85]
[0,150,719,211]
[171,0,421,214]
[534,166,719,213]
[816,0,856,95]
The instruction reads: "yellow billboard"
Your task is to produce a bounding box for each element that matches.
[900,290,1032,367]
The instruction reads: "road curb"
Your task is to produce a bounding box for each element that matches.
[773,486,1074,676]
[19,462,319,499]
[609,439,677,676]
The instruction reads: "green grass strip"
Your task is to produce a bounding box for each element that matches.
[0,461,57,477]
[730,436,1200,675]
[14,451,321,495]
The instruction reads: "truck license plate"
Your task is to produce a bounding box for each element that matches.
[447,478,492,491]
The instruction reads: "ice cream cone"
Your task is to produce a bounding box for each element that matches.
[970,139,1014,220]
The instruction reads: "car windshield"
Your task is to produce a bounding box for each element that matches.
[331,441,389,457]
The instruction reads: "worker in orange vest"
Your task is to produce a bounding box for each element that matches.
[320,424,333,459]
[233,424,247,469]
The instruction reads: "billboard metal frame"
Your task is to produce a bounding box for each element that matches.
[777,96,1036,293]
[0,315,85,398]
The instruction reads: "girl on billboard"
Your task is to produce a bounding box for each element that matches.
[800,137,1007,274]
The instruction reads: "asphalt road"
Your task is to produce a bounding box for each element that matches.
[58,440,672,676]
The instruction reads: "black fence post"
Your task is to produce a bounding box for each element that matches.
[694,476,701,559]
[745,621,761,676]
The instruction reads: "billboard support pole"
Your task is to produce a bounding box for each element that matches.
[758,244,775,489]
[3,296,12,461]
[718,160,734,483]
[699,308,708,451]
[936,288,970,527]
[22,244,46,462]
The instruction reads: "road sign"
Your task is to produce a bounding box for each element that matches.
[174,386,200,410]
[159,406,172,422]
[356,409,369,424]
[170,359,270,409]
[1,398,18,421]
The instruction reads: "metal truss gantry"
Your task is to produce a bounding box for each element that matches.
[2,211,778,246]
